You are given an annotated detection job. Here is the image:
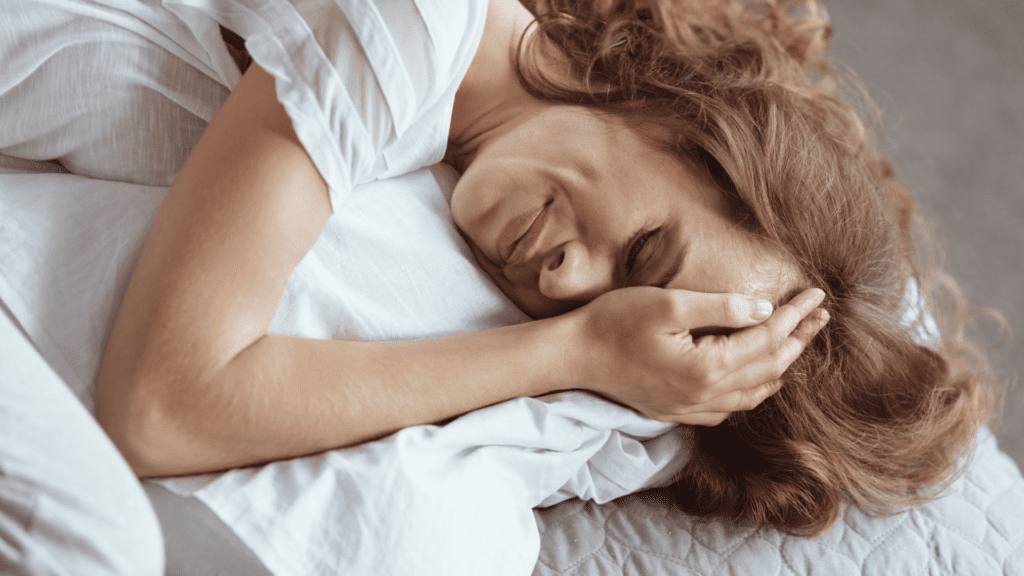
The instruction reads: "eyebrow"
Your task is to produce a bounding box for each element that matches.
[642,227,689,289]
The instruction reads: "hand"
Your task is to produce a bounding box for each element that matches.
[566,287,829,426]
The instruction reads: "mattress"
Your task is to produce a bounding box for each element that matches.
[534,427,1024,575]
[4,151,1023,575]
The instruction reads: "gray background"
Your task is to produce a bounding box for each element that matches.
[825,0,1023,469]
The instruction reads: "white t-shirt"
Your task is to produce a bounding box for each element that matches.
[181,0,490,208]
[0,0,488,204]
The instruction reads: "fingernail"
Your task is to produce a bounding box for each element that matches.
[753,301,773,320]
[818,309,830,325]
[810,288,826,304]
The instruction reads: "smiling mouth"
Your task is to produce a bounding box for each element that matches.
[498,203,549,266]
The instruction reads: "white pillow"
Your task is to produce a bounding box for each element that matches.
[0,161,166,408]
[270,162,531,342]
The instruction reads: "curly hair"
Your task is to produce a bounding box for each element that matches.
[516,0,1001,535]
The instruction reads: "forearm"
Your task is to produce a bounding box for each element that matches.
[104,318,573,478]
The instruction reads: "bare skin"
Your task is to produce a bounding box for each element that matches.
[95,0,827,478]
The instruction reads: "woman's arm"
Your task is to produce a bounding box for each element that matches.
[96,63,825,478]
[94,64,571,477]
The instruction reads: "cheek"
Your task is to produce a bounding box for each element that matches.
[449,170,500,249]
[447,174,478,231]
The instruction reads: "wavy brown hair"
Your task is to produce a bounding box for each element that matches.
[516,0,1002,535]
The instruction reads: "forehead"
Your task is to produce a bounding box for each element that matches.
[627,146,801,302]
[664,214,801,303]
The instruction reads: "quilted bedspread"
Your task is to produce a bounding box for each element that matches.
[534,427,1024,575]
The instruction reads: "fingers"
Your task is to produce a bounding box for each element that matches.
[667,290,776,331]
[722,288,826,364]
[722,308,828,392]
[586,287,828,426]
[790,307,830,348]
[760,288,826,337]
[671,379,784,426]
[679,289,827,403]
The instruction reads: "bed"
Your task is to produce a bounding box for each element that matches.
[1,0,1023,573]
[2,156,1022,575]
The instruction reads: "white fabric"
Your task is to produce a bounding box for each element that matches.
[0,157,687,575]
[0,163,166,408]
[533,426,1024,576]
[0,1,995,575]
[0,0,486,203]
[0,0,489,398]
[160,394,687,576]
[142,481,273,576]
[0,0,229,186]
[155,0,488,207]
[0,303,164,576]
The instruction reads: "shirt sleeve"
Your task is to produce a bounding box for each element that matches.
[162,0,487,211]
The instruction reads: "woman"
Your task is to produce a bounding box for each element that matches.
[87,0,994,538]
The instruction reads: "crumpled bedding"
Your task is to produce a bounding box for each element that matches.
[2,0,1023,571]
[158,392,691,576]
[4,153,1023,576]
[0,158,687,575]
[533,427,1024,575]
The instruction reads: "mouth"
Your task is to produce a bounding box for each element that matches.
[497,203,549,266]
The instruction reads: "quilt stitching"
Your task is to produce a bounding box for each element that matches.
[979,484,1024,547]
[534,506,611,574]
[708,533,782,574]
[779,549,799,576]
[926,507,999,554]
[535,431,1024,576]
[599,531,712,574]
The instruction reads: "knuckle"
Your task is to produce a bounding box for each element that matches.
[752,381,779,404]
[766,327,788,350]
[704,356,728,380]
[777,338,804,362]
[767,360,788,381]
[722,296,745,321]
[747,322,773,343]
[665,292,688,317]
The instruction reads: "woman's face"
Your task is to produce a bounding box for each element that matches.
[450,107,793,319]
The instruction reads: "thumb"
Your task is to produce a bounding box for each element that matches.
[666,290,774,330]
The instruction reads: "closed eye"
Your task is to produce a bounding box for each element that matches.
[624,224,689,288]
[626,227,660,276]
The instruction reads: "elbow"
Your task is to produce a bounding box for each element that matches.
[95,368,195,478]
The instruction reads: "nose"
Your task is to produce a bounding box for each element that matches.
[537,240,614,302]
